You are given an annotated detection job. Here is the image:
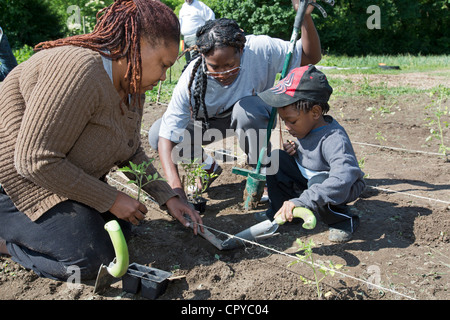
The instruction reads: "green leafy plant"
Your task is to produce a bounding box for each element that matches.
[180,158,217,201]
[424,85,450,161]
[358,156,369,178]
[118,160,165,202]
[375,131,387,143]
[12,45,34,64]
[289,239,343,299]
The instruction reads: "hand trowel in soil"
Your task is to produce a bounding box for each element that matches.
[221,207,317,250]
[93,220,129,294]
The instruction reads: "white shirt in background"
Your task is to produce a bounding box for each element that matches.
[179,0,215,37]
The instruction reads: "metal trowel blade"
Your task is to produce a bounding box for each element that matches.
[221,220,279,250]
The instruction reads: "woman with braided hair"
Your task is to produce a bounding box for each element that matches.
[148,0,321,201]
[0,0,203,281]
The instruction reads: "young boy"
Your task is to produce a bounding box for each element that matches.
[257,65,366,243]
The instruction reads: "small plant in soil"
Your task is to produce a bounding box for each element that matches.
[118,160,165,202]
[424,85,449,161]
[180,158,218,211]
[289,239,343,299]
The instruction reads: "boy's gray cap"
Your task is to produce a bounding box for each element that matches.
[258,64,332,107]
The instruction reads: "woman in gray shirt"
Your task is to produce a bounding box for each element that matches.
[148,2,321,200]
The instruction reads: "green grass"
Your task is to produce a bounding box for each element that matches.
[319,54,450,98]
[319,54,450,74]
[12,44,447,103]
[326,76,426,98]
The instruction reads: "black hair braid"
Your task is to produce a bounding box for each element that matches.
[198,58,210,129]
[189,58,209,128]
[187,57,202,118]
[181,49,200,74]
[187,18,246,129]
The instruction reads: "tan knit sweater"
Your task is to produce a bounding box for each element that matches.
[0,45,176,221]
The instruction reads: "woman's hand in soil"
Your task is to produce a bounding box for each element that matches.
[283,140,297,156]
[274,200,296,223]
[109,191,148,225]
[165,196,204,235]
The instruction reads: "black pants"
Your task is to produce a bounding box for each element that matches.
[0,189,131,281]
[266,150,358,232]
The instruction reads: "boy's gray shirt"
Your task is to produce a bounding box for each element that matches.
[159,34,303,143]
[290,115,366,211]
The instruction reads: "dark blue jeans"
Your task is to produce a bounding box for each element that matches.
[266,149,358,232]
[0,32,18,81]
[0,189,131,281]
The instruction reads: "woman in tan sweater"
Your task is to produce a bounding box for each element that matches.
[0,0,202,281]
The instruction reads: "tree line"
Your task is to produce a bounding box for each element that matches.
[1,0,448,55]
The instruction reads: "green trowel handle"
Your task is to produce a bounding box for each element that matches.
[104,220,129,278]
[274,207,317,230]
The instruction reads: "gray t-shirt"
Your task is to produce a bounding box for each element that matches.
[290,115,366,211]
[159,34,303,143]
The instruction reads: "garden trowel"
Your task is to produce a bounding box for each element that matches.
[93,220,129,294]
[221,207,317,250]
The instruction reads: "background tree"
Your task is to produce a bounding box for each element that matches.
[0,0,65,49]
[1,0,448,54]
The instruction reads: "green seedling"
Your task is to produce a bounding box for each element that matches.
[375,131,386,143]
[358,157,369,178]
[289,239,343,299]
[180,158,218,200]
[424,85,449,161]
[366,102,396,121]
[118,160,165,202]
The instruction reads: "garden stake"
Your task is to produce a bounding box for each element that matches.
[232,0,333,210]
[94,220,129,294]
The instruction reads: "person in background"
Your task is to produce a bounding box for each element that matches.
[179,0,215,64]
[0,26,18,81]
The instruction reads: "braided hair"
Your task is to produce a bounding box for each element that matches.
[34,0,180,109]
[186,18,246,129]
[293,100,330,114]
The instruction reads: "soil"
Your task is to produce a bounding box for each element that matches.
[0,71,449,302]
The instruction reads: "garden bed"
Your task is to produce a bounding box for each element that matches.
[0,70,448,301]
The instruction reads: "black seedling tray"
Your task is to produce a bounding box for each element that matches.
[122,263,173,299]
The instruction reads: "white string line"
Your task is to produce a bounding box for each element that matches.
[191,222,417,300]
[277,127,444,156]
[368,185,450,205]
[141,128,443,158]
[106,173,416,300]
[352,141,444,156]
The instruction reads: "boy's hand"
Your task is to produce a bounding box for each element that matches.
[274,200,296,223]
[283,140,297,156]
